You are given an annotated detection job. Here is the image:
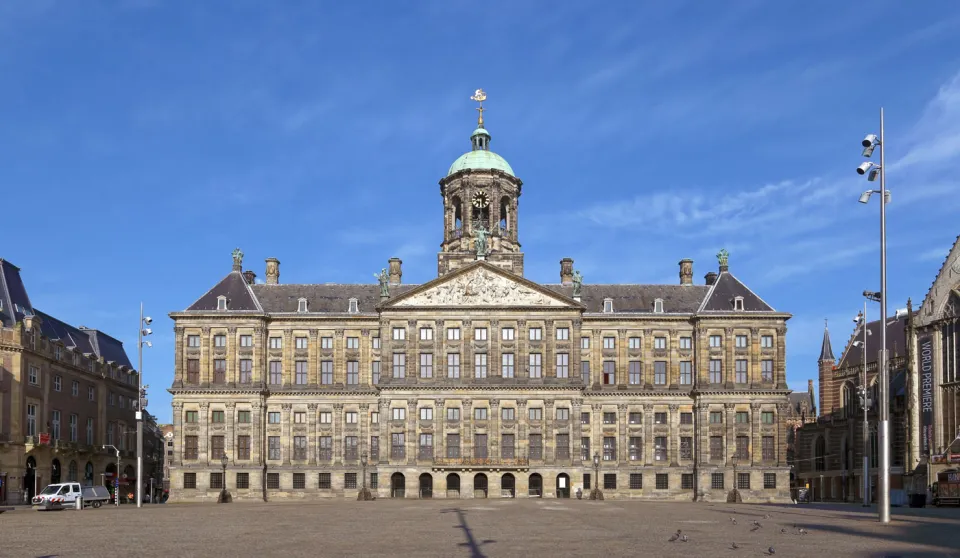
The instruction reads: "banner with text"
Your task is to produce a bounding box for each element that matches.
[919,332,935,456]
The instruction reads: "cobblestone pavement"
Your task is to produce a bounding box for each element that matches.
[2,500,959,557]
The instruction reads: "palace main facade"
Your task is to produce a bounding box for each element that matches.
[168,99,793,502]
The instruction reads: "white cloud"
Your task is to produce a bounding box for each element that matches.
[916,247,950,262]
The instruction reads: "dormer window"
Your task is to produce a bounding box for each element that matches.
[603,298,613,313]
[653,298,664,313]
[297,298,308,313]
[348,298,359,314]
[733,296,744,311]
[217,296,228,311]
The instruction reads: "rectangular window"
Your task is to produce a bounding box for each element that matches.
[446,408,460,421]
[474,353,487,378]
[630,473,643,489]
[735,436,750,460]
[370,473,378,489]
[581,437,591,461]
[581,336,590,349]
[556,327,569,340]
[603,336,615,349]
[345,411,359,424]
[555,434,569,459]
[372,336,381,349]
[736,411,749,424]
[556,408,570,421]
[629,437,642,461]
[184,473,197,489]
[419,407,433,421]
[239,335,252,347]
[344,436,358,460]
[236,472,250,489]
[419,327,433,341]
[447,353,461,378]
[655,436,667,461]
[761,411,775,424]
[187,335,200,348]
[529,353,542,379]
[710,411,722,424]
[88,386,95,401]
[654,361,667,385]
[654,336,666,350]
[583,473,592,492]
[267,473,280,490]
[679,336,692,350]
[446,434,460,458]
[710,436,723,460]
[370,436,379,462]
[184,436,198,460]
[604,473,617,490]
[474,407,488,420]
[628,361,642,385]
[268,436,281,460]
[392,407,406,421]
[556,353,569,378]
[212,410,225,423]
[501,327,515,341]
[656,473,668,490]
[681,473,694,490]
[764,473,777,489]
[735,334,748,348]
[237,410,251,423]
[237,435,251,460]
[86,418,93,445]
[654,412,667,424]
[738,473,751,490]
[709,335,722,348]
[528,327,542,341]
[475,434,488,459]
[761,360,774,382]
[344,473,357,490]
[295,360,308,385]
[603,361,615,384]
[292,472,305,489]
[372,361,381,384]
[268,411,281,424]
[269,361,282,385]
[679,361,692,385]
[501,407,515,421]
[735,359,748,384]
[761,335,773,348]
[69,414,77,442]
[371,411,379,424]
[186,359,199,384]
[318,473,332,489]
[528,434,543,460]
[321,336,333,349]
[628,412,641,424]
[319,436,332,461]
[762,436,776,460]
[293,436,307,460]
[269,336,282,349]
[603,412,616,424]
[393,353,406,378]
[629,336,642,349]
[581,361,590,385]
[582,411,591,425]
[529,407,543,421]
[680,437,692,459]
[603,436,616,461]
[490,434,510,460]
[54,375,62,392]
[346,337,359,349]
[447,327,460,340]
[392,327,405,340]
[295,336,307,349]
[474,327,488,341]
[501,353,515,378]
[712,472,725,489]
[346,361,359,385]
[709,359,722,384]
[240,359,252,384]
[680,412,693,425]
[185,410,198,423]
[321,361,333,385]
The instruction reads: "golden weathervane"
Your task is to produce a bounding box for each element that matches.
[471,88,487,127]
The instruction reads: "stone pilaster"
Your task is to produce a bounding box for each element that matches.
[696,329,707,387]
[463,400,474,458]
[724,403,736,466]
[308,330,319,386]
[518,401,528,458]
[199,402,210,462]
[724,327,735,387]
[172,402,184,466]
[749,327,760,388]
[544,400,555,461]
[254,326,265,384]
[282,403,292,465]
[406,399,416,465]
[618,328,628,388]
[227,326,237,384]
[378,400,389,465]
[669,404,679,466]
[750,402,761,466]
[643,404,653,466]
[308,403,318,464]
[490,399,500,460]
[201,326,211,385]
[226,402,236,460]
[435,399,446,458]
[334,329,345,385]
[618,404,628,463]
[572,398,583,465]
[776,326,787,388]
[174,327,184,384]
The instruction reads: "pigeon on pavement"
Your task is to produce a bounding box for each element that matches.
[680,535,688,543]
[668,533,680,542]
[730,542,740,550]
[765,547,776,556]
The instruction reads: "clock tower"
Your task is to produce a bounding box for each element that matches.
[437,90,524,277]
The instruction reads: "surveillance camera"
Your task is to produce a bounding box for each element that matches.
[859,191,872,204]
[142,328,153,336]
[867,168,880,182]
[144,317,152,325]
[852,340,862,347]
[856,162,873,175]
[862,134,878,148]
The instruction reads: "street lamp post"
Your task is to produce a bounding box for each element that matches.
[732,455,741,503]
[218,454,229,504]
[358,451,372,501]
[854,303,872,507]
[136,303,152,509]
[589,451,604,500]
[857,109,890,523]
[103,444,120,507]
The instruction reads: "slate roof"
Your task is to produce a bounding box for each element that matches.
[837,313,913,369]
[252,284,418,313]
[544,284,711,314]
[186,271,263,312]
[0,258,35,327]
[819,325,836,362]
[34,310,134,368]
[698,271,776,312]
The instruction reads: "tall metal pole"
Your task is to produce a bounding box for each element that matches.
[136,302,144,509]
[862,303,870,507]
[878,107,891,524]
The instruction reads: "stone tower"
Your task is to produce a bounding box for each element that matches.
[437,90,524,277]
[817,320,836,416]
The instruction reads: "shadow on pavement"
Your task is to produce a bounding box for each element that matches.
[442,508,496,558]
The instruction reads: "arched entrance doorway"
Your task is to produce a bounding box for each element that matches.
[104,463,117,489]
[474,473,488,498]
[51,459,62,485]
[24,456,37,501]
[556,473,570,498]
[68,461,78,482]
[84,462,94,486]
[446,473,461,498]
[501,473,516,498]
[529,473,543,498]
[391,473,405,498]
[419,473,433,499]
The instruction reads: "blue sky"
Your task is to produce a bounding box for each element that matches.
[3,1,960,423]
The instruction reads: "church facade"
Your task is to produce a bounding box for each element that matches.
[167,95,793,503]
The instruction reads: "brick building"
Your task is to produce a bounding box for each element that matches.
[0,258,139,504]
[167,99,794,503]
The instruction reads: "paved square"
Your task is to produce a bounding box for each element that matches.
[2,500,958,557]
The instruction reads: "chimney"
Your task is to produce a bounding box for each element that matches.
[704,271,718,286]
[265,258,280,285]
[242,270,257,285]
[678,258,693,286]
[388,258,403,286]
[808,379,814,394]
[559,258,574,284]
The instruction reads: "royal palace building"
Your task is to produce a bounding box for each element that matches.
[167,96,794,503]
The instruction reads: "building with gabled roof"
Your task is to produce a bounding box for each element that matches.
[167,98,794,504]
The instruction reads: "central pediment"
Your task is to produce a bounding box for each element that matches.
[385,261,577,308]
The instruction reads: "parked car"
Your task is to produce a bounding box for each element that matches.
[32,483,112,510]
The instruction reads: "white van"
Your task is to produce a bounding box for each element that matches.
[32,483,111,509]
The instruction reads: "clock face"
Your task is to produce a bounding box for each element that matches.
[472,191,489,209]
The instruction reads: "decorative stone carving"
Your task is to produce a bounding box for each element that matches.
[227,326,237,334]
[724,403,736,410]
[642,404,653,412]
[776,326,787,335]
[750,327,759,336]
[199,402,209,410]
[335,329,344,338]
[393,267,568,307]
[572,398,583,406]
[361,329,369,337]
[643,329,653,336]
[617,404,628,412]
[669,404,679,412]
[750,402,761,410]
[281,403,292,410]
[333,403,344,411]
[201,326,211,335]
[724,328,734,335]
[490,399,500,408]
[307,403,318,411]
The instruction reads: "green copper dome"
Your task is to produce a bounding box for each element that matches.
[446,126,515,177]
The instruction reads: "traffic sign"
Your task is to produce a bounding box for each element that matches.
[38,433,50,445]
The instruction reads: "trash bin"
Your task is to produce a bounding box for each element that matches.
[75,497,83,510]
[909,493,926,508]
